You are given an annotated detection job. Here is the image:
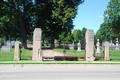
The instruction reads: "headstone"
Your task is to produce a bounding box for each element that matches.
[6,40,11,46]
[73,41,74,46]
[104,41,110,61]
[68,44,74,50]
[115,38,119,50]
[77,40,81,52]
[6,36,11,46]
[1,46,11,52]
[11,41,15,47]
[32,28,42,61]
[14,41,19,60]
[109,40,115,49]
[95,39,101,56]
[85,30,95,61]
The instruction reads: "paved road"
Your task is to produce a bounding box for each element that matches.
[0,64,120,80]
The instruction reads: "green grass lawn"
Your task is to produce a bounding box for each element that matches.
[53,48,120,61]
[0,48,14,61]
[0,48,32,61]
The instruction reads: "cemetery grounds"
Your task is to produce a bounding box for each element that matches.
[0,44,120,62]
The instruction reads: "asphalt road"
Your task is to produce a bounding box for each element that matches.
[0,64,120,80]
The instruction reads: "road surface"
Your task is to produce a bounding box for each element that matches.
[0,64,120,80]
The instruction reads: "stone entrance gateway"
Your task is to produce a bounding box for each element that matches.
[32,28,42,61]
[85,30,95,61]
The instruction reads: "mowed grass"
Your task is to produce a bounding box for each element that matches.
[0,48,32,61]
[53,48,120,61]
[20,48,32,60]
[0,48,14,61]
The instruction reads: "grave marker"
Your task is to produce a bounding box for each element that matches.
[77,40,81,52]
[95,39,101,56]
[104,41,110,61]
[32,28,42,61]
[85,30,95,61]
[14,41,19,60]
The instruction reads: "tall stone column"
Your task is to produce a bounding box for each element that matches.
[14,41,19,60]
[32,28,42,61]
[104,41,110,61]
[85,30,95,61]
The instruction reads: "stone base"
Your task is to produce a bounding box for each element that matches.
[14,58,19,60]
[95,53,101,56]
[104,57,110,61]
[77,49,81,52]
[32,57,42,61]
[85,57,95,61]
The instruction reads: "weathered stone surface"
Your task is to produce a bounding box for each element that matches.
[14,41,19,60]
[115,38,119,51]
[95,39,101,56]
[104,41,110,61]
[1,46,11,52]
[85,30,95,61]
[68,44,74,50]
[32,28,42,61]
[77,40,81,52]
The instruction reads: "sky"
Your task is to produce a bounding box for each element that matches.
[73,0,110,34]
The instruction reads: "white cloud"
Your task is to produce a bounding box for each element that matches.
[105,14,109,17]
[98,15,104,18]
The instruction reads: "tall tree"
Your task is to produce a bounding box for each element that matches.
[35,0,85,47]
[0,0,35,47]
[104,0,120,33]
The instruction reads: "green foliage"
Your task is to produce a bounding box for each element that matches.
[96,0,120,44]
[72,27,87,44]
[76,29,82,42]
[95,22,111,44]
[65,32,74,44]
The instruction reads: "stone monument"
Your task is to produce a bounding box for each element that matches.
[95,39,101,56]
[104,41,110,61]
[85,30,95,61]
[68,44,74,50]
[77,40,81,52]
[32,28,42,61]
[115,38,119,50]
[14,41,19,60]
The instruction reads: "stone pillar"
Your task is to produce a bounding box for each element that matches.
[32,28,42,61]
[104,41,110,61]
[85,30,95,61]
[115,38,119,51]
[14,41,19,60]
[95,39,101,56]
[77,40,81,52]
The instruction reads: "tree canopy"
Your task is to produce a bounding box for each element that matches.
[0,0,85,47]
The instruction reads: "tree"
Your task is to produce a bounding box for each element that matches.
[72,29,78,42]
[0,0,35,47]
[76,29,82,43]
[95,22,111,44]
[35,0,85,47]
[104,0,120,33]
[81,27,87,40]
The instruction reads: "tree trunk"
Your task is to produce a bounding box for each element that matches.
[19,16,27,48]
[50,32,55,48]
[59,40,61,46]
